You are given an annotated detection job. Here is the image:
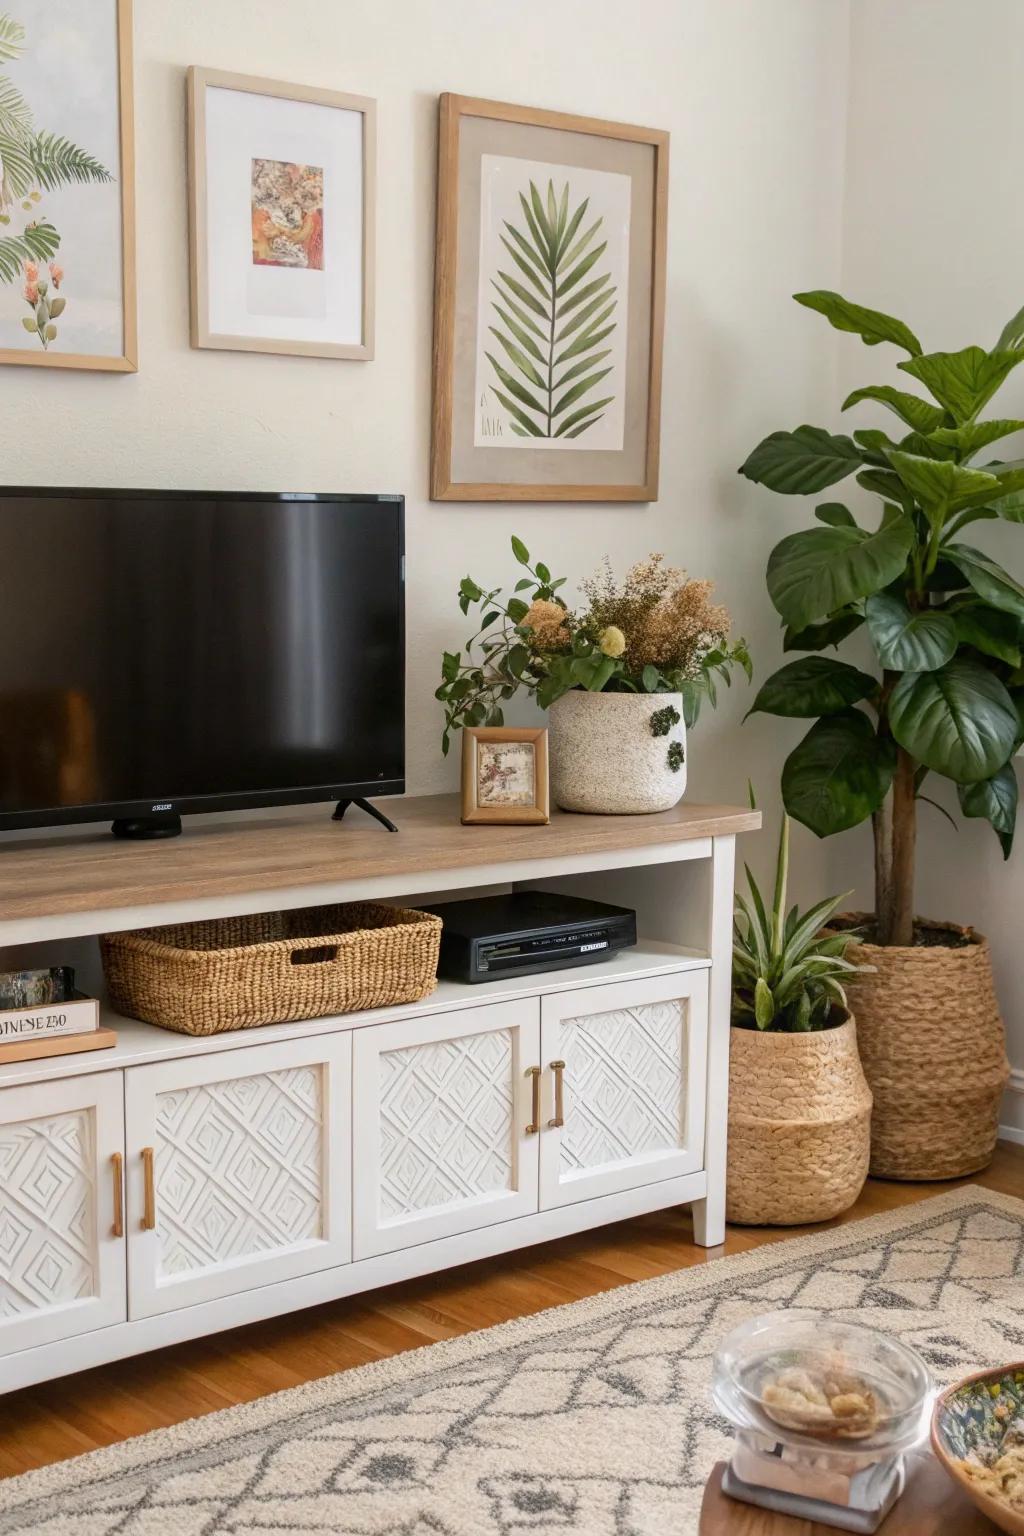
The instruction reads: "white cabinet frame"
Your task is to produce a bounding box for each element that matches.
[539,970,708,1210]
[125,1033,351,1319]
[353,999,541,1259]
[0,1072,126,1355]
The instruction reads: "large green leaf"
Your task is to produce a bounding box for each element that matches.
[749,657,877,718]
[29,131,111,191]
[996,301,1024,352]
[944,543,1024,620]
[990,488,1024,523]
[793,291,921,356]
[883,449,999,515]
[783,609,865,652]
[782,711,897,837]
[898,347,1024,424]
[767,514,914,630]
[889,657,1018,782]
[864,592,957,671]
[928,420,1024,459]
[738,426,862,495]
[958,762,1018,857]
[954,604,1022,666]
[842,384,944,435]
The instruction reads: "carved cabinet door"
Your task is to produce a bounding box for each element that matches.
[125,1033,351,1318]
[352,1000,541,1259]
[538,970,709,1210]
[0,1071,127,1357]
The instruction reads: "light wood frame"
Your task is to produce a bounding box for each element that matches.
[186,67,376,360]
[0,0,137,372]
[461,726,550,825]
[431,93,669,502]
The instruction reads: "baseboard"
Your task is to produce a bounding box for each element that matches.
[1000,1071,1024,1145]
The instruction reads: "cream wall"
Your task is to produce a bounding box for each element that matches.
[838,0,1024,1131]
[2,0,850,893]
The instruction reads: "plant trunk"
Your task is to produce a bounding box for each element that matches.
[873,747,916,946]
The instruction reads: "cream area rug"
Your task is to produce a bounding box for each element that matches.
[2,1186,1024,1535]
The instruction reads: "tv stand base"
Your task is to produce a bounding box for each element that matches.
[332,797,399,833]
[111,813,183,840]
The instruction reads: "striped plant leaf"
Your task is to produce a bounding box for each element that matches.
[485,177,617,440]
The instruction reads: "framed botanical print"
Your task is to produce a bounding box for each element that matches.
[0,0,137,371]
[187,68,375,360]
[461,726,550,825]
[431,94,668,502]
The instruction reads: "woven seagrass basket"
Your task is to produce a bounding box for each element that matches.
[101,903,442,1035]
[833,914,1008,1181]
[726,1011,872,1226]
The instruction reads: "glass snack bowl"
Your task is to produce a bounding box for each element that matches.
[712,1311,935,1533]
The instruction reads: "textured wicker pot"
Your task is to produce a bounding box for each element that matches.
[834,914,1009,1181]
[548,690,687,814]
[726,1012,872,1226]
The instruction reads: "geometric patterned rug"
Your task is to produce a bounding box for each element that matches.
[1,1186,1023,1535]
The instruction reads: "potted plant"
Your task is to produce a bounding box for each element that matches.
[729,808,872,1226]
[739,288,1018,1179]
[437,537,749,814]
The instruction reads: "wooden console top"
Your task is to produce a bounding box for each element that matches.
[0,794,759,930]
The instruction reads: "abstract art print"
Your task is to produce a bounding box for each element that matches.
[188,69,375,360]
[432,95,668,502]
[0,0,136,371]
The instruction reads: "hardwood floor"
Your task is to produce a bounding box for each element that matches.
[3,1143,1023,1480]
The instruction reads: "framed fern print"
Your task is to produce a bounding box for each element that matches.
[0,0,136,371]
[431,95,668,502]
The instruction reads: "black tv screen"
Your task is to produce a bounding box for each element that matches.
[0,489,404,833]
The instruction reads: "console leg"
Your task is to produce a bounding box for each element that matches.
[332,797,399,833]
[691,1195,725,1248]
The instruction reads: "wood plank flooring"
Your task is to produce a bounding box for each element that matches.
[2,1144,1022,1479]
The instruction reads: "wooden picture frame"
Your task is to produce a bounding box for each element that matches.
[431,93,668,502]
[461,726,550,825]
[187,68,376,360]
[0,0,137,372]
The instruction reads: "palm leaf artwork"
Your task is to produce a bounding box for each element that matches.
[486,178,617,441]
[0,216,57,281]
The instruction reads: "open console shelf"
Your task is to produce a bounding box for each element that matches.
[0,793,757,1393]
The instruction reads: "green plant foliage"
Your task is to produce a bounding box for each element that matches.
[732,808,869,1032]
[0,216,56,281]
[486,178,616,441]
[740,289,1024,937]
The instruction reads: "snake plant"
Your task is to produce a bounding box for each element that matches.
[732,808,867,1032]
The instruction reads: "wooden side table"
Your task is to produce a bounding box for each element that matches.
[699,1450,993,1534]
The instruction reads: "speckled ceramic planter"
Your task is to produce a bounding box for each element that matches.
[548,690,688,814]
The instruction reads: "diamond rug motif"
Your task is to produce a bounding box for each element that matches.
[2,1186,1023,1534]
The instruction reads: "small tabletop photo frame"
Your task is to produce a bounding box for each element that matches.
[461,726,549,825]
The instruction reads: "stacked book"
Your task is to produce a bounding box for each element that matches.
[0,967,112,1062]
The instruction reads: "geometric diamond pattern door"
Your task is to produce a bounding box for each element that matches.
[0,1072,126,1357]
[125,1033,352,1319]
[539,969,709,1211]
[352,999,542,1260]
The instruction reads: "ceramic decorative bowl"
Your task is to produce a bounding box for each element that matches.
[931,1363,1024,1535]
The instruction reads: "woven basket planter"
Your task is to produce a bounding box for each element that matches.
[726,1012,872,1226]
[101,902,441,1035]
[834,914,1009,1181]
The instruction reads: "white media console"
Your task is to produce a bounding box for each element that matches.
[0,794,758,1393]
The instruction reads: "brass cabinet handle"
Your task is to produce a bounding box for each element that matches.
[525,1066,541,1134]
[141,1146,156,1231]
[111,1151,124,1238]
[548,1060,566,1129]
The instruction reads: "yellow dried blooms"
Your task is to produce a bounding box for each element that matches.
[598,625,626,657]
[522,597,571,651]
[580,554,731,680]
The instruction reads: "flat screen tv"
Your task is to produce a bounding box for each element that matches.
[0,488,404,838]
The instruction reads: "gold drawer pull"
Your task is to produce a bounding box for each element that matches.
[111,1151,124,1238]
[548,1060,566,1128]
[525,1066,541,1134]
[141,1146,156,1230]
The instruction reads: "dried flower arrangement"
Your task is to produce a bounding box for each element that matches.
[437,536,750,755]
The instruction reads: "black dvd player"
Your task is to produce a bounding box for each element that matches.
[424,891,637,984]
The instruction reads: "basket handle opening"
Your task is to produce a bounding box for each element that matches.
[290,946,340,966]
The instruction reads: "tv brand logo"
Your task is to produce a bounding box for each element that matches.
[151,803,174,812]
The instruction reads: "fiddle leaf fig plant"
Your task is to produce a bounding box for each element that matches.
[740,290,1024,947]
